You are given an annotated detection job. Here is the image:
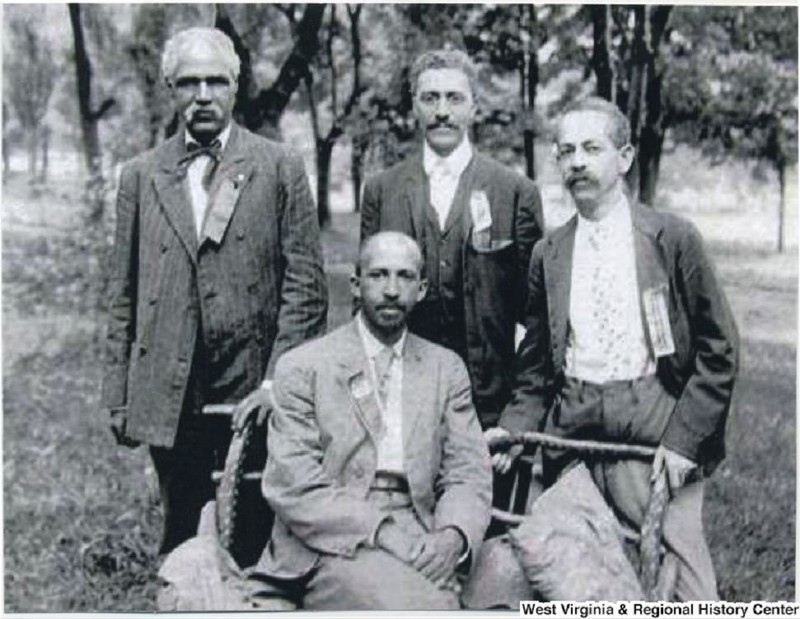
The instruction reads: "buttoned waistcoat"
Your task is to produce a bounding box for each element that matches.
[102,123,328,447]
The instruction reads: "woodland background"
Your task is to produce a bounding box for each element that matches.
[2,3,797,611]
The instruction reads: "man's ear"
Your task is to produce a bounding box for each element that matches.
[350,273,361,300]
[416,278,429,303]
[618,143,635,175]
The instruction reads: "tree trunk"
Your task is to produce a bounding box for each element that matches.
[637,6,672,205]
[351,136,365,213]
[26,129,37,179]
[316,140,334,227]
[778,160,786,253]
[216,4,326,137]
[2,102,9,183]
[68,4,116,219]
[40,125,50,183]
[522,4,538,180]
[69,4,102,179]
[591,5,614,100]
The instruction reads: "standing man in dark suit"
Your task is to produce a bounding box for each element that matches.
[103,27,327,555]
[254,231,492,610]
[489,97,739,600]
[360,49,544,432]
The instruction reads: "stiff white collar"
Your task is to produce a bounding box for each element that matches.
[423,137,473,177]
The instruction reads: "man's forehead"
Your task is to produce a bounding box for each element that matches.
[362,241,420,270]
[417,68,471,92]
[557,110,614,143]
[173,44,231,75]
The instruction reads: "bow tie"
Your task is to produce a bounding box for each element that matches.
[179,139,222,166]
[179,139,222,191]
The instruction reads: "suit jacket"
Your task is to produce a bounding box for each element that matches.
[255,320,493,579]
[499,204,739,472]
[360,150,544,426]
[102,123,328,447]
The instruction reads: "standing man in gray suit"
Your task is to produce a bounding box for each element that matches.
[360,49,544,432]
[103,27,327,555]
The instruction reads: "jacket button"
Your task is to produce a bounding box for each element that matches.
[237,230,245,241]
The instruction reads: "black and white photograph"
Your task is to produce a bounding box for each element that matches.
[2,2,796,613]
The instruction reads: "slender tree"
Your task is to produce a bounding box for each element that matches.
[68,4,116,190]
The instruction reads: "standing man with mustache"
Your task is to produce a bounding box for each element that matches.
[360,49,544,449]
[103,27,327,556]
[489,97,738,600]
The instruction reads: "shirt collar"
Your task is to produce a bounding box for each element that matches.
[356,312,406,360]
[423,137,473,178]
[577,192,631,236]
[185,123,232,151]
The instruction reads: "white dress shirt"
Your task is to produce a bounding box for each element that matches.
[185,124,231,239]
[565,197,656,383]
[357,313,407,475]
[423,138,473,229]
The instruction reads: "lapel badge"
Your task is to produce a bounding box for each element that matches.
[233,173,245,190]
[470,190,493,232]
[349,372,373,401]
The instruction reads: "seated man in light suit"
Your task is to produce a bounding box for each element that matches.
[253,231,493,610]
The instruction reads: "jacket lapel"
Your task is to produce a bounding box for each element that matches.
[443,155,476,236]
[153,135,199,262]
[545,217,577,371]
[630,204,670,352]
[200,124,255,247]
[631,204,669,292]
[400,334,431,461]
[401,156,428,239]
[337,322,385,443]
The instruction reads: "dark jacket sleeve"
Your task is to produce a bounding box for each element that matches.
[514,178,545,323]
[102,162,140,410]
[267,152,328,377]
[498,239,553,434]
[660,221,739,464]
[359,174,382,245]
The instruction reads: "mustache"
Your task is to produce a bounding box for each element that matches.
[376,303,404,311]
[567,173,596,187]
[427,121,458,130]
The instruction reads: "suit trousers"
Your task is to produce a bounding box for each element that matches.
[302,488,461,610]
[150,380,232,555]
[547,376,718,601]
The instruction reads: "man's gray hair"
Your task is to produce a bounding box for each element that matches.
[559,96,631,148]
[410,49,478,100]
[161,27,240,85]
[359,231,424,275]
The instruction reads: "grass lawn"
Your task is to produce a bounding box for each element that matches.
[2,171,796,609]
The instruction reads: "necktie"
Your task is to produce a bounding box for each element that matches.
[180,139,222,192]
[374,347,395,406]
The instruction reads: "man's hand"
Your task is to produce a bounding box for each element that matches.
[375,520,416,564]
[409,528,465,589]
[484,426,522,474]
[652,444,697,493]
[231,385,274,434]
[109,407,140,448]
